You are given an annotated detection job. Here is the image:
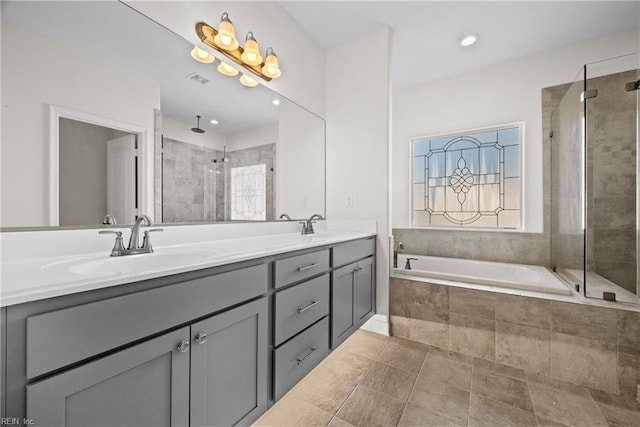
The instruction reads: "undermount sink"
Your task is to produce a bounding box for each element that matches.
[43,249,221,277]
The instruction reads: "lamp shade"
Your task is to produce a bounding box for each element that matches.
[191,46,215,63]
[240,32,263,66]
[213,13,239,50]
[261,47,281,78]
[239,73,259,88]
[217,61,239,76]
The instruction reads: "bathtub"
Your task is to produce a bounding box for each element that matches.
[393,255,573,295]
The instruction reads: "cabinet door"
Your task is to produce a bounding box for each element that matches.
[190,297,268,427]
[27,327,190,427]
[355,257,375,326]
[331,263,356,349]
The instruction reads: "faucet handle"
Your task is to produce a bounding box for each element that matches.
[298,221,308,235]
[142,228,163,251]
[99,230,125,256]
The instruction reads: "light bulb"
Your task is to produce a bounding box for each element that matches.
[217,61,239,77]
[239,73,258,88]
[191,46,215,64]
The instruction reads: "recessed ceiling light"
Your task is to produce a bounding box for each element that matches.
[272,99,280,106]
[210,119,219,125]
[460,33,479,47]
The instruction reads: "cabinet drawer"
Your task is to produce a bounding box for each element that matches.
[274,274,329,346]
[273,317,329,400]
[26,264,267,379]
[274,249,330,289]
[332,238,375,268]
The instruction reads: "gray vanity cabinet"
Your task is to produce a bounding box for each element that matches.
[330,263,357,348]
[190,297,267,427]
[355,256,375,326]
[27,327,191,427]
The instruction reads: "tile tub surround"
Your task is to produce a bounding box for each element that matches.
[389,277,640,398]
[253,329,640,427]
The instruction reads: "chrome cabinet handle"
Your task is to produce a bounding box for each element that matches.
[297,301,319,313]
[297,263,319,272]
[296,347,318,365]
[194,332,207,344]
[353,265,362,272]
[176,340,190,353]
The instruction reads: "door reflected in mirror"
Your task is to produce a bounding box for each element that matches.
[0,1,325,228]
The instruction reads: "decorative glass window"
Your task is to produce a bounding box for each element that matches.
[411,123,523,229]
[231,164,266,221]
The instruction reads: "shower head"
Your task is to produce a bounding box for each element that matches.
[191,115,205,134]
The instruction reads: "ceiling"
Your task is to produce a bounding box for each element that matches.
[279,1,640,89]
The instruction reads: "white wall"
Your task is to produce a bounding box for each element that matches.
[278,101,325,218]
[1,22,159,227]
[162,116,227,148]
[326,28,392,316]
[226,122,278,150]
[393,29,640,232]
[124,1,326,118]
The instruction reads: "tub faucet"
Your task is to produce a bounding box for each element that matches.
[300,214,323,235]
[405,257,418,270]
[393,241,404,268]
[279,213,291,220]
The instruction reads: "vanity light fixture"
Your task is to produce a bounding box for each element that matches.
[213,12,239,50]
[217,61,239,77]
[240,32,263,66]
[195,16,282,86]
[460,33,479,47]
[262,47,281,78]
[239,73,258,88]
[191,45,215,63]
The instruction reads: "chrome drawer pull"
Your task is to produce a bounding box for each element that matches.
[296,347,318,365]
[297,300,319,313]
[297,263,320,272]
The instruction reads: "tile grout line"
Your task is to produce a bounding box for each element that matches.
[325,336,392,427]
[394,343,433,426]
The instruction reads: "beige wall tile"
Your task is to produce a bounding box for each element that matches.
[495,321,550,374]
[495,294,551,329]
[389,336,432,353]
[551,301,617,344]
[550,332,617,393]
[409,318,449,348]
[618,350,640,399]
[618,310,640,354]
[410,281,449,322]
[389,278,412,317]
[390,315,410,339]
[449,313,495,359]
[449,287,495,320]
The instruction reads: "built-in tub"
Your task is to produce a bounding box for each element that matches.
[393,254,573,296]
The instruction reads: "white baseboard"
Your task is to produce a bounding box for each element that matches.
[360,314,389,336]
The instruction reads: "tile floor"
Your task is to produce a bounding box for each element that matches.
[253,330,640,427]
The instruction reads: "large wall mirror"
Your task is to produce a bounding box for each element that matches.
[1,1,325,228]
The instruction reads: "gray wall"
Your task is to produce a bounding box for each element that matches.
[59,118,128,226]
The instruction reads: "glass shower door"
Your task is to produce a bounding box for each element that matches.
[550,68,587,293]
[584,53,640,303]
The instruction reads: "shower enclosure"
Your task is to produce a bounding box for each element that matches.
[551,52,640,304]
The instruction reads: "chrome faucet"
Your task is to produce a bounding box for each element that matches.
[99,215,163,256]
[299,214,323,235]
[393,241,404,268]
[279,213,292,220]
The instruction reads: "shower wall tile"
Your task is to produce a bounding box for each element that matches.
[495,294,550,329]
[550,301,617,345]
[550,332,617,394]
[495,321,550,375]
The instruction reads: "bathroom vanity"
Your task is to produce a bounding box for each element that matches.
[0,229,376,426]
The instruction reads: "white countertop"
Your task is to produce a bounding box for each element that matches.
[0,221,376,307]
